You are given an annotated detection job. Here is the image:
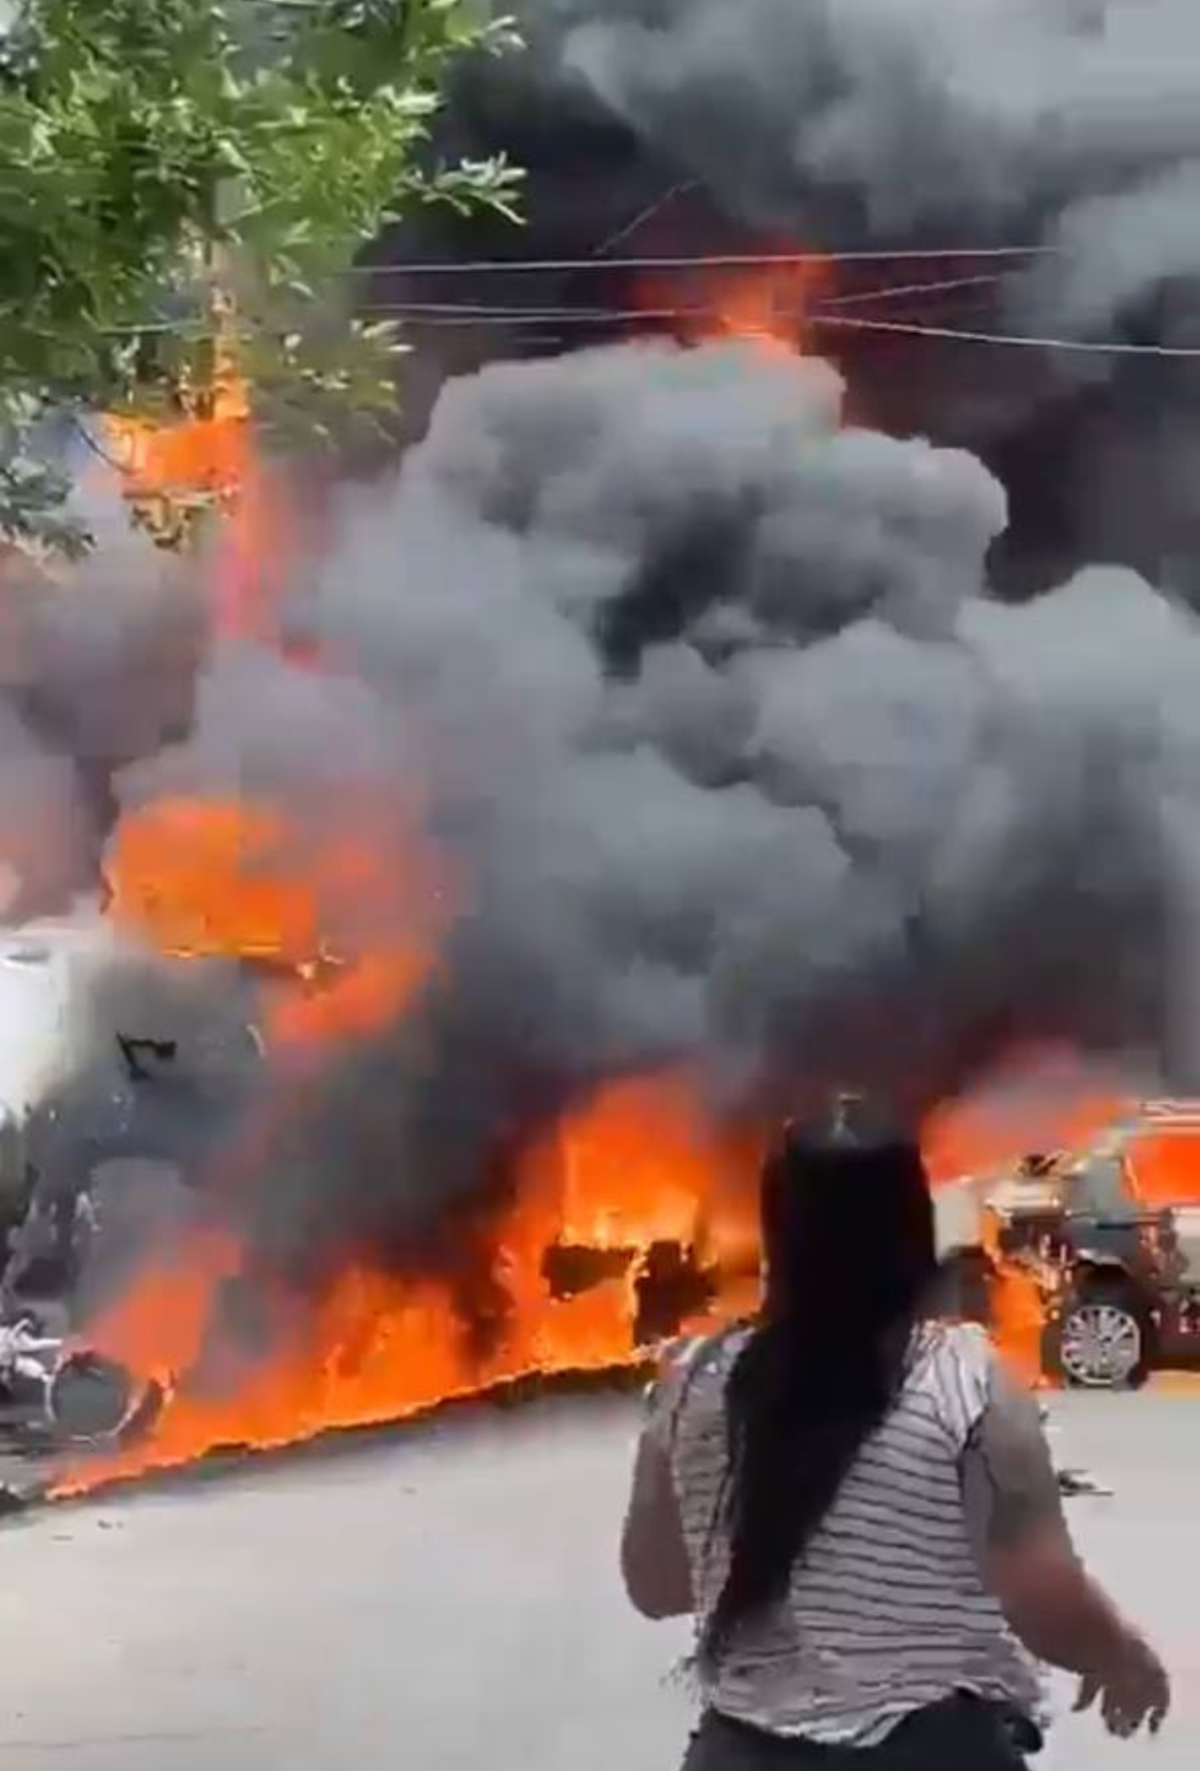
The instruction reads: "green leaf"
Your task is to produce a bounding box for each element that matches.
[0,0,523,548]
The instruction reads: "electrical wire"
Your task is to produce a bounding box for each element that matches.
[345,299,1200,357]
[586,181,701,261]
[818,274,1004,308]
[353,245,1054,277]
[352,271,1010,323]
[76,256,1034,336]
[80,260,1199,360]
[812,312,1200,356]
[69,416,130,476]
[352,273,1007,321]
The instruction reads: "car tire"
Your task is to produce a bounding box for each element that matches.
[1043,1278,1153,1390]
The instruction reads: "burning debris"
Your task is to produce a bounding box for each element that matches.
[3,3,1200,1490]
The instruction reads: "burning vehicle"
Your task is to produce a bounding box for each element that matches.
[980,1105,1200,1389]
[1,945,264,1311]
[0,921,265,1454]
[9,0,1200,1495]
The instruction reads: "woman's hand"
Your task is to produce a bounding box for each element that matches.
[1074,1631,1171,1738]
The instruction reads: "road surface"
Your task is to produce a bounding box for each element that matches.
[0,1386,1196,1770]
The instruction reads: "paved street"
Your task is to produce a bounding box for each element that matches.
[0,1386,1196,1770]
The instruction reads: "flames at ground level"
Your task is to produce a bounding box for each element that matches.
[50,1054,1134,1498]
[57,273,1178,1497]
[54,785,1158,1497]
[54,1071,763,1494]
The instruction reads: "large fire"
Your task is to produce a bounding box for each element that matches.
[57,1062,752,1494]
[78,787,1129,1494]
[82,770,766,1491]
[59,982,1124,1496]
[60,268,1146,1498]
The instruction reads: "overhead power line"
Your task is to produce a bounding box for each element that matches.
[819,274,1004,307]
[814,313,1200,356]
[86,259,1199,360]
[354,273,1006,321]
[354,245,1055,277]
[349,298,1200,357]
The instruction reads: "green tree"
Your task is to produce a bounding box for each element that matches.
[0,0,521,552]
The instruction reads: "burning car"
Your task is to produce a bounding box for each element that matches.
[982,1104,1200,1388]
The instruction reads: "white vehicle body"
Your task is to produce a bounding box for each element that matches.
[0,906,130,1110]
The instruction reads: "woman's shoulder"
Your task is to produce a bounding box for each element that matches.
[908,1316,1000,1433]
[916,1314,995,1360]
[643,1321,750,1443]
[654,1320,750,1390]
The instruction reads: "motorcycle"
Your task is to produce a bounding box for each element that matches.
[0,1315,163,1448]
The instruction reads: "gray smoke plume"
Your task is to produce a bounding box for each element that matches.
[378,1,1200,596]
[0,476,203,916]
[87,338,1200,1278]
[517,0,1200,326]
[8,2,1200,1310]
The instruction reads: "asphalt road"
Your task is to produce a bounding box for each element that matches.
[0,1387,1196,1771]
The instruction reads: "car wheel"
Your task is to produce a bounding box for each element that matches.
[1045,1281,1152,1390]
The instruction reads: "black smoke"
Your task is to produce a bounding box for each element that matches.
[374,0,1200,598]
[94,339,1200,1281]
[7,1,1200,1306]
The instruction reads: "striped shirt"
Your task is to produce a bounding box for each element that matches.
[647,1319,1044,1745]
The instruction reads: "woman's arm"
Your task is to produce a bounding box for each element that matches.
[962,1361,1169,1735]
[621,1429,693,1619]
[620,1381,694,1620]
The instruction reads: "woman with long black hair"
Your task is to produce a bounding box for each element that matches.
[621,1113,1169,1767]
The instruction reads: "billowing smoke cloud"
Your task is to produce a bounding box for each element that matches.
[381,1,1200,595]
[7,2,1200,1306]
[87,339,1200,1277]
[0,472,203,915]
[513,0,1200,326]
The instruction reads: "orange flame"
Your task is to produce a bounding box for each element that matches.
[979,1209,1051,1389]
[103,365,251,513]
[545,1072,732,1249]
[1126,1126,1200,1207]
[76,349,765,1492]
[83,800,1166,1494]
[102,368,295,646]
[927,1055,1132,1183]
[641,252,831,354]
[80,1227,243,1382]
[209,452,294,648]
[58,1029,1124,1495]
[72,342,1136,1497]
[106,797,320,965]
[55,1067,748,1495]
[57,1256,650,1496]
[106,793,446,1039]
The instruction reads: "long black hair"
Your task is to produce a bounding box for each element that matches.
[700,1111,937,1668]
